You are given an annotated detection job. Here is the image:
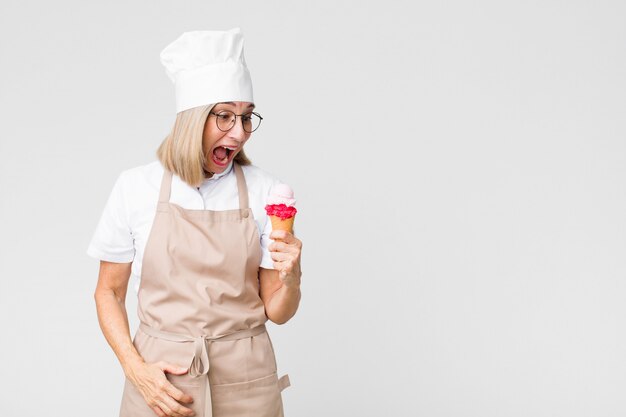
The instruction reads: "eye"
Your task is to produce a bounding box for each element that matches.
[216,112,231,120]
[242,114,253,122]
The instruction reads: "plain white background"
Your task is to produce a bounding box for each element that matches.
[1,1,625,416]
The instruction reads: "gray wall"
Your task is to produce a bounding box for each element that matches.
[1,1,624,416]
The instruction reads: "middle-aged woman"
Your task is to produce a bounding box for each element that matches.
[88,28,302,417]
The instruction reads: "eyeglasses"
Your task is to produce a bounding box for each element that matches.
[209,110,263,133]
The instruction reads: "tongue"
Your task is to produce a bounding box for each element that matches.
[213,146,228,160]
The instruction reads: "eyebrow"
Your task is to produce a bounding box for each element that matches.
[221,101,255,109]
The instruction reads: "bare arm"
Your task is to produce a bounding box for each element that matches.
[259,229,303,325]
[259,267,301,324]
[93,261,195,417]
[93,261,144,374]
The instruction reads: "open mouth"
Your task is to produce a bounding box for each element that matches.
[211,145,236,167]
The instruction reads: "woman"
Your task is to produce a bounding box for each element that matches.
[88,29,302,417]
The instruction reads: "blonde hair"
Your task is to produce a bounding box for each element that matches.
[156,104,252,187]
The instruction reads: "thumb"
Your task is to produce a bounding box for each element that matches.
[159,362,189,375]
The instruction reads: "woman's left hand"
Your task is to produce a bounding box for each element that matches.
[269,230,302,288]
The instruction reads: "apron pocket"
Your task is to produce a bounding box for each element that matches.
[161,375,206,417]
[166,371,204,387]
[210,372,289,417]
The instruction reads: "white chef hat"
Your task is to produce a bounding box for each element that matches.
[160,28,254,113]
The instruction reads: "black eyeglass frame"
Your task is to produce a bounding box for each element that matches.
[209,110,264,133]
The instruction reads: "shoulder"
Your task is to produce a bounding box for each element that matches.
[108,161,164,218]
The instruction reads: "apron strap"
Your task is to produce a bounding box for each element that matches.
[159,163,247,208]
[234,162,249,210]
[159,169,173,203]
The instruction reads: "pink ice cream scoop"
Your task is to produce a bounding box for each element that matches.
[266,183,297,207]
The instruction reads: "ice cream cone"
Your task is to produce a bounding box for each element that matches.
[266,183,297,237]
[270,214,295,234]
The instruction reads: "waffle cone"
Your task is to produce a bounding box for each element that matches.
[270,215,295,234]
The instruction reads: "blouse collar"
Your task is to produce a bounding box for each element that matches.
[201,160,233,184]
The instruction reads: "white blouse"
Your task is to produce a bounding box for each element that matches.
[86,159,281,294]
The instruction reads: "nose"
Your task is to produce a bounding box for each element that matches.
[227,116,248,142]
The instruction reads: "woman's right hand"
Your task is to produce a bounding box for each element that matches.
[128,361,196,417]
[94,261,195,416]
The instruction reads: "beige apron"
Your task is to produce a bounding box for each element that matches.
[120,162,290,417]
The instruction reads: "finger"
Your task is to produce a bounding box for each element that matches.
[272,260,293,275]
[277,232,300,246]
[165,383,194,405]
[162,394,195,417]
[269,240,300,255]
[155,397,186,417]
[270,251,292,262]
[151,405,166,417]
[268,240,285,252]
[159,362,189,375]
[277,232,300,245]
[270,230,292,241]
